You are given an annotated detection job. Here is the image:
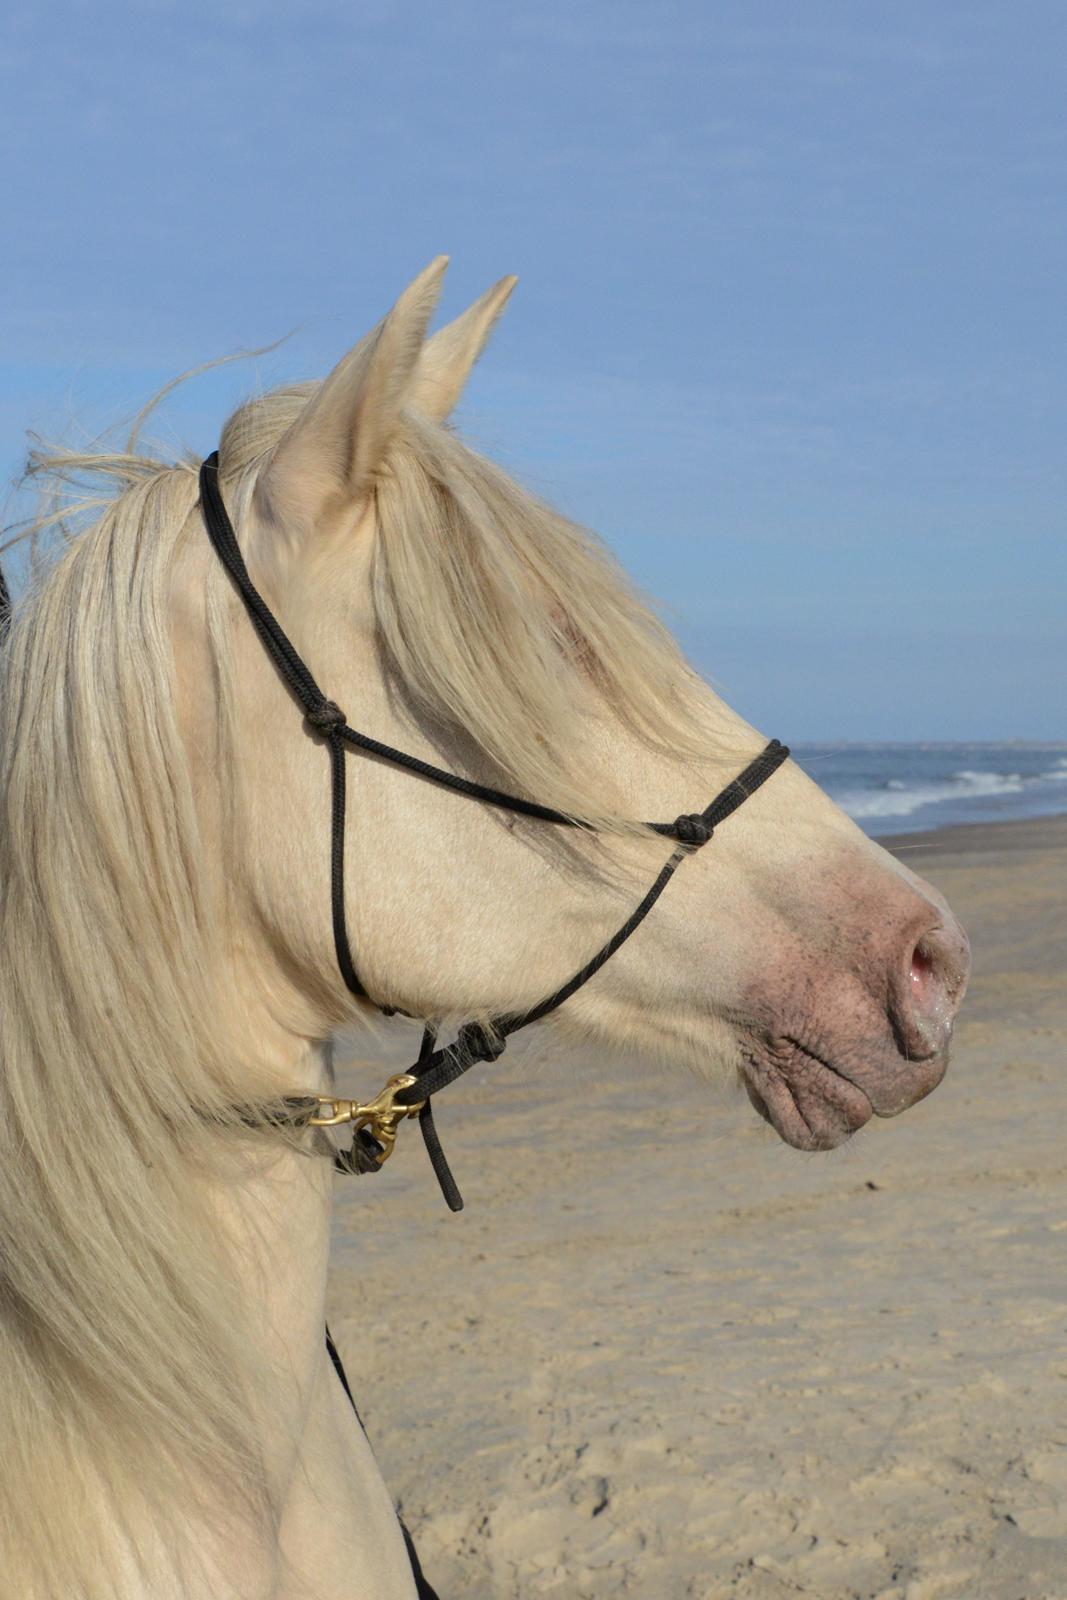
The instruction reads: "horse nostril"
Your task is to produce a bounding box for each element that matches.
[910,938,935,1002]
[896,921,970,1058]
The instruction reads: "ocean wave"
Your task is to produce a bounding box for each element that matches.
[838,769,1025,821]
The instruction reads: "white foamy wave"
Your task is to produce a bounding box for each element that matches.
[838,769,1024,821]
[1043,757,1067,782]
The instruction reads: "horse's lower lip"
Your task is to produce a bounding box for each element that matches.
[740,1045,874,1152]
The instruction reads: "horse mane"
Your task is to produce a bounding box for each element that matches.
[0,362,716,1593]
[0,434,293,1594]
[367,409,713,830]
[214,374,714,829]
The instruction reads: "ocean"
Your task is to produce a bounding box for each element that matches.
[791,743,1067,838]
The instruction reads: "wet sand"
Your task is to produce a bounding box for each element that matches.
[327,812,1067,1599]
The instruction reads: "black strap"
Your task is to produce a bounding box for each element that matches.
[197,454,789,1210]
[200,454,368,998]
[0,563,10,641]
[391,739,788,1143]
[325,1326,443,1600]
[199,455,328,709]
[409,1025,464,1212]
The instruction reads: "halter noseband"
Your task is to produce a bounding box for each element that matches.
[198,452,788,1210]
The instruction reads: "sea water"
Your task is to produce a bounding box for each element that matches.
[792,743,1067,838]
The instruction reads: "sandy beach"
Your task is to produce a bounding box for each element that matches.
[327,813,1067,1600]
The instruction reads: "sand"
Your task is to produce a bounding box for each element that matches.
[327,813,1067,1600]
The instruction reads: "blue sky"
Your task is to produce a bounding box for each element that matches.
[2,0,1064,739]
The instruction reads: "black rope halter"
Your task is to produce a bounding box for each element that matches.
[198,451,788,1209]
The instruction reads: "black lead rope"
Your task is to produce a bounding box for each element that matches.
[325,1324,442,1600]
[197,453,789,1212]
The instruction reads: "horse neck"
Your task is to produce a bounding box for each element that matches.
[196,1077,424,1600]
[211,1048,338,1466]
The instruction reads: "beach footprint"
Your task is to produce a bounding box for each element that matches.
[1003,1447,1067,1537]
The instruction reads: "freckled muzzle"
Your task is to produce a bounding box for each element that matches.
[741,1038,870,1151]
[737,877,970,1152]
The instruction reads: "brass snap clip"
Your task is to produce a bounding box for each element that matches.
[308,1073,426,1165]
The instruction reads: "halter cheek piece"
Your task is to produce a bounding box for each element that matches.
[198,453,788,1211]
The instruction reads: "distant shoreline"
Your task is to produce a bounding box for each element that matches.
[796,740,1067,749]
[876,807,1067,863]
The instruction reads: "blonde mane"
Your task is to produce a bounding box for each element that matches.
[0,443,289,1596]
[0,365,713,1595]
[213,375,713,827]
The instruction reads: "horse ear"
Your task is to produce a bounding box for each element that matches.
[410,275,517,422]
[256,256,448,532]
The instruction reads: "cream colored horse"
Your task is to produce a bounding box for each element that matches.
[0,259,969,1599]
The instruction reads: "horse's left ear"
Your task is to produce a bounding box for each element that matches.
[410,275,517,422]
[254,256,448,540]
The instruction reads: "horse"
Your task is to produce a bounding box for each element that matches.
[0,258,969,1599]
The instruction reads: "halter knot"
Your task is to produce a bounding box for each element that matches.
[673,813,713,847]
[456,1021,506,1063]
[305,699,347,733]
